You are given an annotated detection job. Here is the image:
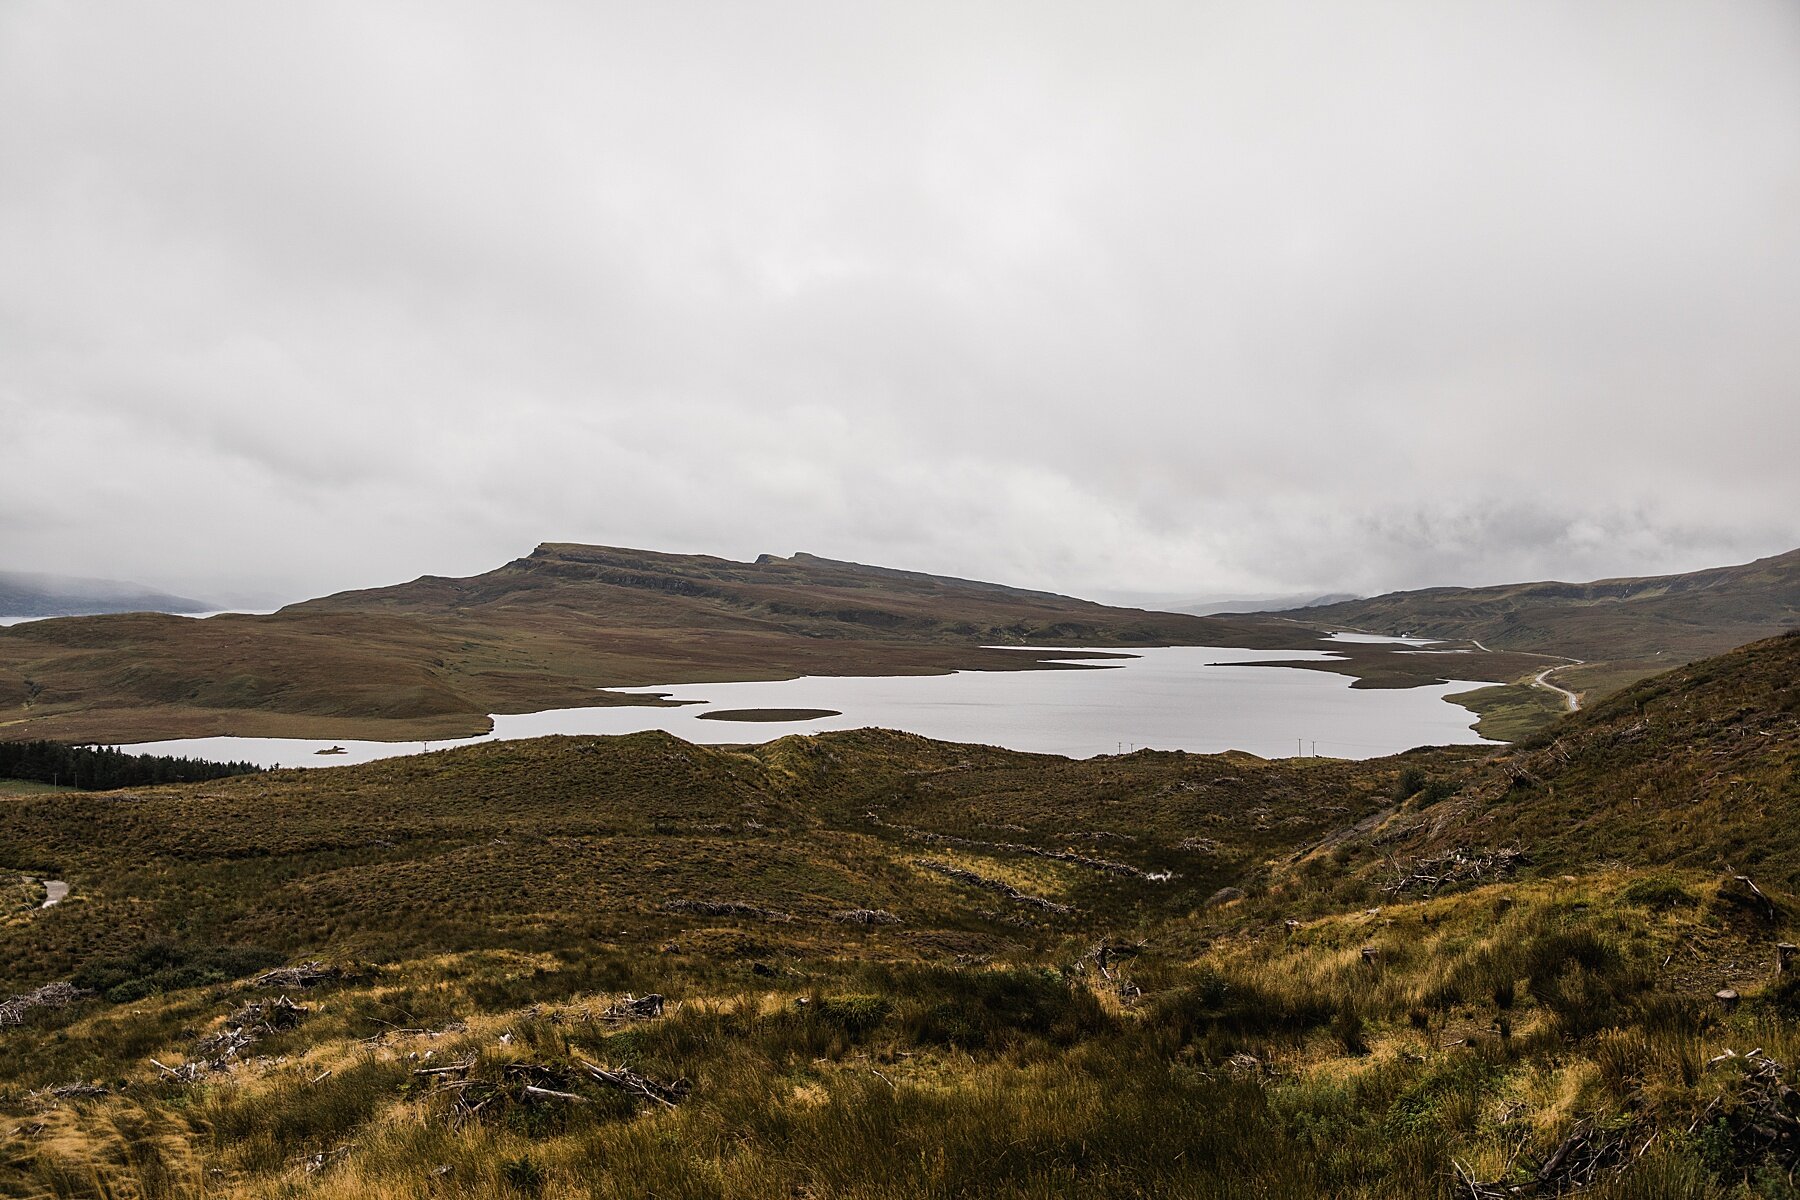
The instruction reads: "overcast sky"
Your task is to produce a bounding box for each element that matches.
[3,2,1797,607]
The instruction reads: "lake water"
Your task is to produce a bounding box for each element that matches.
[119,642,1499,767]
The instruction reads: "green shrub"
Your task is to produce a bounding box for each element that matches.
[813,993,892,1034]
[886,967,1107,1051]
[1146,967,1333,1048]
[502,1155,546,1196]
[1419,778,1458,803]
[1523,929,1647,1038]
[1621,877,1697,911]
[71,942,280,1003]
[1332,1006,1369,1056]
[1760,972,1800,1020]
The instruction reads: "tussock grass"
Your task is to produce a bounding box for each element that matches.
[4,636,1799,1196]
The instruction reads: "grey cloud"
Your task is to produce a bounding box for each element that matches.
[2,1,1796,604]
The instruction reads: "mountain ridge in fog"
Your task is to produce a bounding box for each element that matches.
[0,570,208,619]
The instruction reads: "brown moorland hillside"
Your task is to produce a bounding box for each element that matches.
[0,544,1538,746]
[2,636,1799,1195]
[1301,630,1800,893]
[1282,546,1800,703]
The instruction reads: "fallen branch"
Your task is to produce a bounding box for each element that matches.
[26,1081,108,1107]
[575,1058,691,1109]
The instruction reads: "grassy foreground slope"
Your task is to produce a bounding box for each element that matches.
[2,635,1799,1197]
[1329,631,1800,885]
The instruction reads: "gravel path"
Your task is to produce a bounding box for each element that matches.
[1531,665,1582,712]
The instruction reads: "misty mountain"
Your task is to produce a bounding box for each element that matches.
[1182,592,1362,616]
[0,570,208,620]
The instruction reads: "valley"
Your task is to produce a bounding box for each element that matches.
[18,541,1778,751]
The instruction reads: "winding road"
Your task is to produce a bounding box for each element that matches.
[1530,664,1582,712]
[1469,639,1582,712]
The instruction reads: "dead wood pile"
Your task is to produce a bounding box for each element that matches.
[830,908,902,926]
[1455,1118,1652,1197]
[600,993,666,1023]
[0,982,91,1027]
[1689,1048,1800,1174]
[914,859,1072,915]
[251,962,343,990]
[663,899,792,921]
[178,995,312,1074]
[231,995,309,1033]
[414,1054,689,1127]
[1385,848,1527,897]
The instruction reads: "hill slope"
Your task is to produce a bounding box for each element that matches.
[1290,547,1798,678]
[1279,547,1800,734]
[1335,630,1800,888]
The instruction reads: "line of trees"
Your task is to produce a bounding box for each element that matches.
[0,740,263,790]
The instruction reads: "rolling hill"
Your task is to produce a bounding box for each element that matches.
[1285,546,1800,693]
[1284,630,1800,892]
